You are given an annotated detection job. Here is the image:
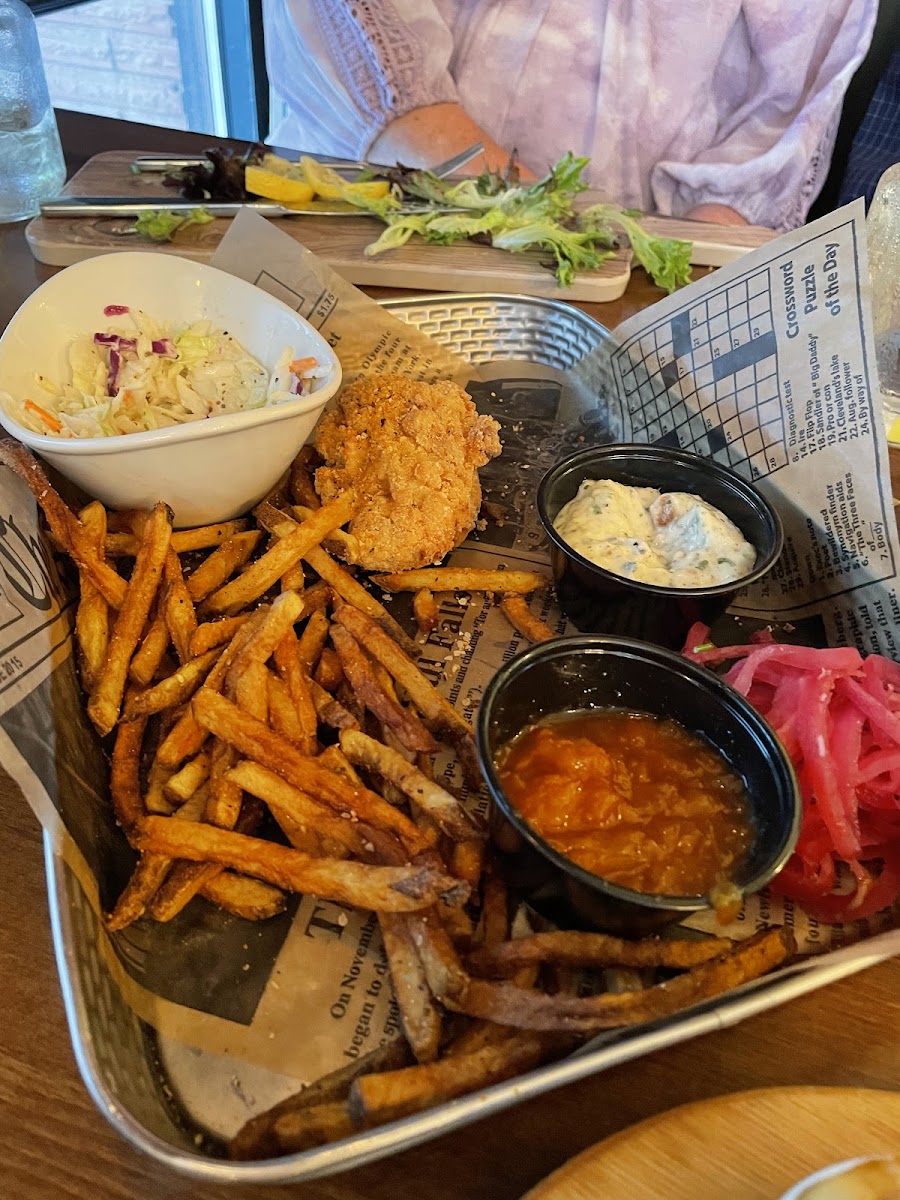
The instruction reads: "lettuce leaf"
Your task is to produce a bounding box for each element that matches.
[360,152,693,290]
[133,207,214,242]
[580,204,692,293]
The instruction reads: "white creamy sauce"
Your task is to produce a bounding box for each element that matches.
[553,478,757,588]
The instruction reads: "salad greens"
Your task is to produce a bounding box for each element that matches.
[134,207,214,242]
[367,152,693,292]
[139,149,693,292]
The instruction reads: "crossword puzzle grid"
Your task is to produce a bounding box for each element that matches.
[614,266,789,480]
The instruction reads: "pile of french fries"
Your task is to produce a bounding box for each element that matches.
[0,437,797,1160]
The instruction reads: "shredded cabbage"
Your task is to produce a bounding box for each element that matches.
[19,309,328,439]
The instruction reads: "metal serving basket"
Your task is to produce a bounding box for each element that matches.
[44,294,900,1184]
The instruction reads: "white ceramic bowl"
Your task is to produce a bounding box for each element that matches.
[0,252,341,527]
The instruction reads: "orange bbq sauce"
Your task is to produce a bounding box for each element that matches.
[496,710,751,897]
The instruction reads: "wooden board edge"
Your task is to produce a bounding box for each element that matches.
[519,1086,900,1200]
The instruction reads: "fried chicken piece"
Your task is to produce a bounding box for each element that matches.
[314,376,501,572]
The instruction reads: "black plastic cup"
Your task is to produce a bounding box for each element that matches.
[537,444,784,649]
[476,635,800,935]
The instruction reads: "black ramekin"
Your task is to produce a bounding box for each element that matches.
[537,444,784,649]
[476,635,800,935]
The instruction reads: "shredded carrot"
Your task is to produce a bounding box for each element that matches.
[289,356,318,375]
[24,400,63,433]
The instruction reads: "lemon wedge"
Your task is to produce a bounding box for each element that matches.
[244,164,314,205]
[259,152,305,178]
[887,414,900,444]
[299,156,390,202]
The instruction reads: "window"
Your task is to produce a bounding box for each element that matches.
[33,0,268,140]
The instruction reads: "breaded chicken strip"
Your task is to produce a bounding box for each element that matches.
[314,376,501,572]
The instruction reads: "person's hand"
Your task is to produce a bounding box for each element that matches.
[685,204,750,226]
[369,103,536,178]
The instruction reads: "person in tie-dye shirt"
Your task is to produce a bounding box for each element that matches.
[263,0,876,229]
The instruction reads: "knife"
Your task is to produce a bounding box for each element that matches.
[39,197,465,219]
[131,154,385,175]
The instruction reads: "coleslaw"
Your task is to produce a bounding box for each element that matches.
[17,305,328,439]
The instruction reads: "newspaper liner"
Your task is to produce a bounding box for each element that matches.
[2,204,899,1140]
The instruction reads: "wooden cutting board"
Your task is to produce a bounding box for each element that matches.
[523,1087,900,1200]
[25,151,776,301]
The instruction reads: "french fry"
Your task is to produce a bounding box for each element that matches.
[292,504,358,557]
[479,868,509,947]
[109,715,147,840]
[226,761,373,858]
[273,1103,356,1154]
[123,648,221,720]
[451,839,486,890]
[193,690,434,858]
[206,735,244,828]
[297,608,330,672]
[267,671,306,746]
[308,676,359,731]
[304,545,418,656]
[333,603,472,743]
[272,631,318,755]
[136,816,461,912]
[468,931,735,977]
[162,549,197,664]
[186,531,261,603]
[372,568,549,595]
[106,520,249,558]
[280,562,307,592]
[348,1032,561,1126]
[106,853,174,932]
[331,626,437,754]
[450,928,795,1032]
[227,590,305,684]
[229,1040,411,1161]
[233,658,270,720]
[145,755,176,815]
[129,612,170,687]
[88,502,172,735]
[106,787,209,930]
[189,614,250,657]
[289,445,321,510]
[442,1020,518,1059]
[340,730,482,842]
[498,595,556,644]
[147,796,264,921]
[74,501,109,690]
[0,440,127,608]
[379,912,442,1064]
[155,609,267,768]
[313,645,344,692]
[276,816,328,857]
[164,752,210,804]
[318,744,363,785]
[412,588,440,635]
[259,498,343,558]
[199,872,287,921]
[406,909,470,1002]
[205,494,355,615]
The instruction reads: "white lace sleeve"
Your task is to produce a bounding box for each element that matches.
[263,0,459,159]
[648,0,877,229]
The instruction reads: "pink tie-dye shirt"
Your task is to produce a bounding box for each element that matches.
[264,0,876,230]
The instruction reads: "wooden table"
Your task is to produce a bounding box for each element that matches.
[1,112,897,1200]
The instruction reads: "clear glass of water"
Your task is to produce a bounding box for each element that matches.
[0,0,66,223]
[867,165,900,436]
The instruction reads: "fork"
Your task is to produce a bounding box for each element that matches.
[130,142,485,179]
